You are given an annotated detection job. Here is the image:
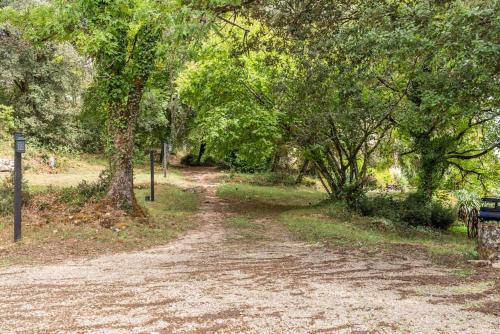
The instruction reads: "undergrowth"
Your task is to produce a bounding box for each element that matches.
[58,170,111,206]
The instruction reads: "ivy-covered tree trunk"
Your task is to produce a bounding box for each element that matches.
[413,134,449,203]
[105,81,144,211]
[416,159,443,203]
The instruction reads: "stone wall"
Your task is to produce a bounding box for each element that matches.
[478,221,500,261]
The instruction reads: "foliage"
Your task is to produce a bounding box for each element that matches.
[180,153,218,167]
[0,172,30,216]
[380,1,500,201]
[0,25,91,149]
[177,22,282,168]
[455,189,481,212]
[0,104,14,137]
[217,183,327,208]
[1,0,498,212]
[251,2,404,203]
[358,193,457,230]
[58,170,111,207]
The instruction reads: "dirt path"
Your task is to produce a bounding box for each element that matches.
[0,168,498,333]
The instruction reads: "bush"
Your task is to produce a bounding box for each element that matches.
[59,169,111,206]
[357,194,396,217]
[180,153,197,166]
[0,172,31,216]
[429,202,456,230]
[180,153,218,167]
[0,183,13,216]
[250,172,296,187]
[358,192,456,230]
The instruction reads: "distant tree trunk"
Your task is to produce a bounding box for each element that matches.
[271,150,281,172]
[160,141,165,163]
[105,80,144,212]
[196,142,206,165]
[295,159,309,184]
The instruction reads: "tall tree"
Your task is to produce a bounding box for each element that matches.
[0,25,89,148]
[2,0,259,210]
[177,22,282,169]
[377,1,500,201]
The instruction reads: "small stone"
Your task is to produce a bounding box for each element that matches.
[491,262,500,269]
[48,157,56,169]
[0,158,14,172]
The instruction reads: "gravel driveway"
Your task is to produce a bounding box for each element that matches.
[0,169,498,333]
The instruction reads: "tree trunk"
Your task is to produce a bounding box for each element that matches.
[416,158,445,204]
[105,80,144,211]
[295,159,309,184]
[271,150,281,172]
[160,141,165,163]
[196,142,206,165]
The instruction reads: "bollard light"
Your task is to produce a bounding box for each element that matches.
[14,132,25,153]
[145,149,155,202]
[13,132,25,242]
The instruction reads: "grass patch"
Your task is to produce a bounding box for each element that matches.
[226,216,262,229]
[216,181,475,260]
[416,281,495,295]
[0,183,200,267]
[136,183,199,224]
[220,171,319,188]
[223,215,269,241]
[282,202,476,257]
[217,183,327,208]
[452,267,476,278]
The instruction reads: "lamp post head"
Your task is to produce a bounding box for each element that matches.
[14,132,25,153]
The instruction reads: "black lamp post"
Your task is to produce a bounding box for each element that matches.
[13,132,25,242]
[145,149,155,202]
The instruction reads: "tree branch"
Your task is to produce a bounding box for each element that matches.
[210,0,259,14]
[216,15,250,33]
[446,142,499,160]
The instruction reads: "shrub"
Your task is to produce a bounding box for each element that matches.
[357,194,396,217]
[59,169,111,206]
[429,202,456,230]
[401,194,455,230]
[180,153,197,166]
[0,172,31,216]
[455,189,481,211]
[181,153,218,167]
[358,192,456,230]
[251,172,296,187]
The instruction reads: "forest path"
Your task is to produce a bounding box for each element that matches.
[0,167,498,333]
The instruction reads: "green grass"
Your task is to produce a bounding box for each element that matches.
[220,171,321,189]
[217,183,327,208]
[283,203,475,257]
[216,181,476,259]
[136,183,199,224]
[294,192,472,257]
[20,166,183,189]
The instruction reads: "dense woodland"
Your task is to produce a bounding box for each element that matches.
[0,0,498,229]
